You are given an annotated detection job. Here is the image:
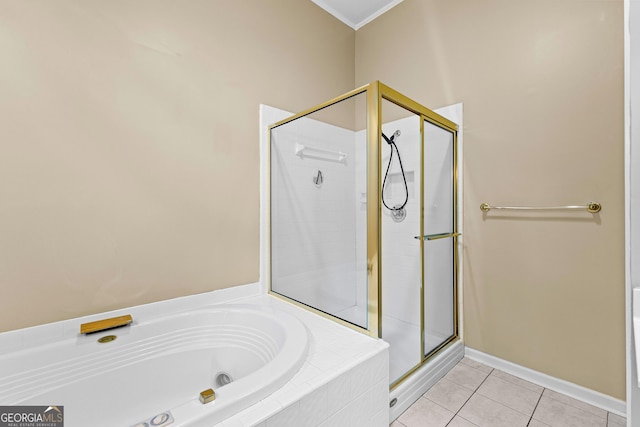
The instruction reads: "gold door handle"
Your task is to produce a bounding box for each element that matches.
[414,233,461,241]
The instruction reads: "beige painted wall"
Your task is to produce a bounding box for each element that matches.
[356,0,625,398]
[1,0,626,401]
[0,0,354,332]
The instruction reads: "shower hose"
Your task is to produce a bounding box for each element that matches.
[382,131,408,213]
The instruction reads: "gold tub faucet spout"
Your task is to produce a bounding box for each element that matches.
[80,314,133,334]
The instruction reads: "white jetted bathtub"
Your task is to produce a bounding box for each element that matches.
[0,304,309,427]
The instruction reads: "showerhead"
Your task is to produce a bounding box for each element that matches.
[382,130,402,145]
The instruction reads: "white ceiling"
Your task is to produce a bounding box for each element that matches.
[311,0,404,30]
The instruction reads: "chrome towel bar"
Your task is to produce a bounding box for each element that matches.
[480,202,601,213]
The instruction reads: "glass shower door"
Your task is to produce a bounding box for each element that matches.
[422,119,456,357]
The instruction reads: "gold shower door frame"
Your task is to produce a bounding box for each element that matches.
[267,81,459,387]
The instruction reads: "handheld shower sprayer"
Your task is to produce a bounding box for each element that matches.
[382,129,408,222]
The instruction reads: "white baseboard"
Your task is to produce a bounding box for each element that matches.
[465,347,626,417]
[389,340,465,422]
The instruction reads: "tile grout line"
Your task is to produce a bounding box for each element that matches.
[525,387,546,427]
[475,372,545,420]
[443,364,495,427]
[461,365,547,426]
[543,388,611,422]
[470,394,538,425]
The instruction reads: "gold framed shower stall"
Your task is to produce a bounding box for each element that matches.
[267,81,460,389]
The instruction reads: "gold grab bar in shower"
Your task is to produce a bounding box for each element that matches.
[479,202,601,213]
[80,314,133,334]
[414,233,461,241]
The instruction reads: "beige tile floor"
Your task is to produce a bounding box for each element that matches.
[390,358,626,427]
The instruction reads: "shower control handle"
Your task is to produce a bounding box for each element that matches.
[414,233,461,241]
